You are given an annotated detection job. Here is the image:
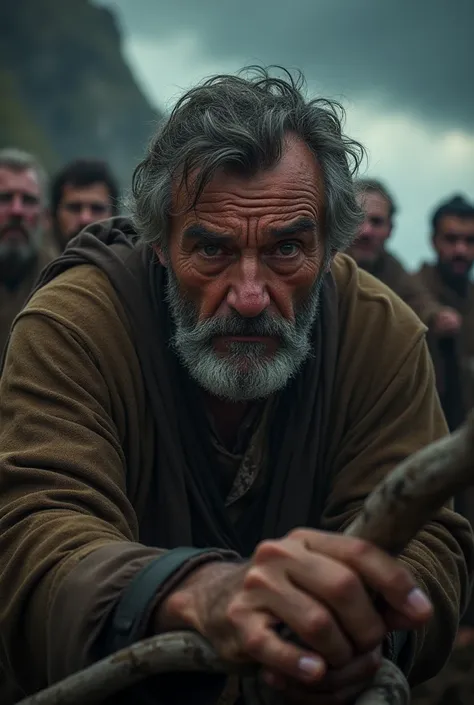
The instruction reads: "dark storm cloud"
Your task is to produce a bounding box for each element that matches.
[99,0,473,132]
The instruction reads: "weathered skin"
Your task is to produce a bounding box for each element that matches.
[16,411,474,705]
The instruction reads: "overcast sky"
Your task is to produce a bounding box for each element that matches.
[97,0,474,269]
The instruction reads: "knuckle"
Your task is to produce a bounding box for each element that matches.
[287,527,310,542]
[254,538,292,563]
[330,569,359,601]
[347,537,373,560]
[302,608,332,638]
[225,597,250,626]
[242,565,274,591]
[242,629,267,657]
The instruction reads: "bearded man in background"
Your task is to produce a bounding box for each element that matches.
[0,147,53,352]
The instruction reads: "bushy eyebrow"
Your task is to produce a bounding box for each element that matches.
[269,216,318,237]
[182,223,231,242]
[182,217,317,243]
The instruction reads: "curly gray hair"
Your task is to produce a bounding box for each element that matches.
[131,66,365,255]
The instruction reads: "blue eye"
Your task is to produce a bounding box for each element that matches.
[277,242,300,256]
[200,244,222,257]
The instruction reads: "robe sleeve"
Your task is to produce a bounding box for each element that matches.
[394,268,443,327]
[0,307,233,699]
[320,334,474,686]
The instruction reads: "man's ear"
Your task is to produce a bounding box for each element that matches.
[152,244,168,267]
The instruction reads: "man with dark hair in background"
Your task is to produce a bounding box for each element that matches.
[50,158,119,251]
[411,195,474,705]
[348,178,459,333]
[0,147,53,353]
[416,195,474,430]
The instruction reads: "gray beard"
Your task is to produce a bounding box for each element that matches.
[165,267,325,402]
[0,242,38,290]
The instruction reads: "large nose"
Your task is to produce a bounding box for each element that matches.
[78,206,96,226]
[358,217,374,239]
[10,194,27,219]
[453,239,469,258]
[226,255,270,317]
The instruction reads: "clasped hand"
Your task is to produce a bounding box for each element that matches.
[165,529,433,704]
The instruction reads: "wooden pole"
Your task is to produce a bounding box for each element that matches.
[17,412,474,705]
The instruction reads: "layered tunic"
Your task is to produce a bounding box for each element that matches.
[0,219,471,703]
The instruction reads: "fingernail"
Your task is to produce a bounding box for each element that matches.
[404,588,432,615]
[298,656,325,679]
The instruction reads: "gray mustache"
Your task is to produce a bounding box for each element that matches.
[0,221,29,239]
[182,311,294,344]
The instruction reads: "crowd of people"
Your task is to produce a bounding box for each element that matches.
[0,67,473,705]
[349,182,474,434]
[349,182,474,704]
[0,149,118,351]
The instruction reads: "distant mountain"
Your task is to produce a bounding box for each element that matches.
[0,0,162,189]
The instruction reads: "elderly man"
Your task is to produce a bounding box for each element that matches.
[0,69,472,705]
[348,179,459,334]
[0,147,53,352]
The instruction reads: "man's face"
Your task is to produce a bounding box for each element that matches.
[55,182,113,247]
[0,166,44,287]
[433,215,474,280]
[349,191,392,267]
[161,135,327,402]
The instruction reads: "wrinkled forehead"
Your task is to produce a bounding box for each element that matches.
[0,166,41,195]
[171,136,326,222]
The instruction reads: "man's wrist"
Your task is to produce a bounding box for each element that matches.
[155,560,242,633]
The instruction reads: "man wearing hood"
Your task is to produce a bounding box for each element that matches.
[0,69,472,705]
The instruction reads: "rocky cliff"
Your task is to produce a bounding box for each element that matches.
[0,0,162,188]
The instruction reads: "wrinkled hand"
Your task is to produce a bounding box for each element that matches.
[161,529,432,698]
[432,307,462,336]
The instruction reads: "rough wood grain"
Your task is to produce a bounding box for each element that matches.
[345,411,474,554]
[16,412,474,705]
[16,632,250,705]
[353,658,410,705]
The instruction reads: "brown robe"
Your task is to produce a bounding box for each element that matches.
[0,220,472,704]
[415,263,474,423]
[0,247,54,354]
[358,251,442,326]
[411,639,474,705]
[415,262,474,628]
